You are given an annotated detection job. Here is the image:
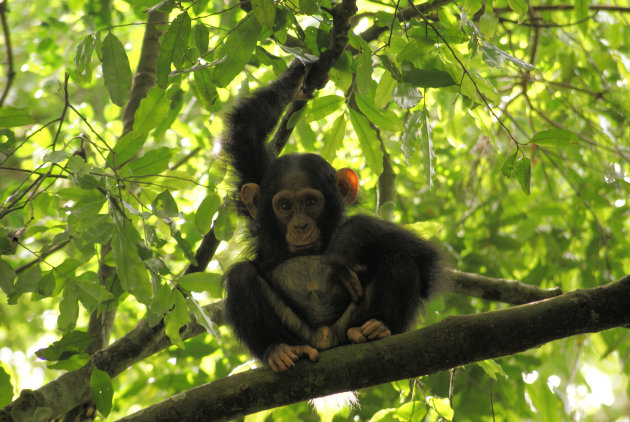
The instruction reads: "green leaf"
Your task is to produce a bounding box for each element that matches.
[479,13,499,39]
[146,284,176,327]
[164,290,190,348]
[193,67,218,111]
[396,401,428,420]
[349,109,383,175]
[477,359,507,380]
[156,11,191,87]
[112,226,152,304]
[321,114,346,162]
[355,94,402,132]
[402,110,422,161]
[463,0,482,15]
[193,23,210,56]
[303,95,344,123]
[127,147,176,176]
[213,17,261,87]
[0,107,34,128]
[508,0,528,19]
[420,109,434,187]
[374,71,396,109]
[187,296,218,336]
[90,369,113,417]
[194,192,221,234]
[58,286,79,331]
[102,32,132,106]
[108,131,146,168]
[15,265,42,294]
[427,396,454,420]
[530,128,579,147]
[74,34,95,83]
[299,0,318,15]
[36,330,92,361]
[74,274,114,312]
[0,365,13,407]
[393,83,422,109]
[178,272,221,292]
[401,66,456,88]
[170,222,196,263]
[152,190,179,219]
[133,86,171,136]
[501,151,518,177]
[0,259,17,296]
[213,204,236,241]
[575,0,589,33]
[251,0,276,28]
[43,150,68,163]
[516,157,531,195]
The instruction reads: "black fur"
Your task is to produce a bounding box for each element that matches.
[221,63,443,363]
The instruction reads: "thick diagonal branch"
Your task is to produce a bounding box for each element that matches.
[119,276,630,422]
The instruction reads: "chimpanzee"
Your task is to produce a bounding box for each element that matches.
[221,61,445,372]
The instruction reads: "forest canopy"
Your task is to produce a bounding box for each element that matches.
[0,0,629,421]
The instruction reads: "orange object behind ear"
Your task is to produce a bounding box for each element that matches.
[335,168,359,205]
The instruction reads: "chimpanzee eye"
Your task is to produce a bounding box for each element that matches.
[279,201,292,211]
[305,197,318,207]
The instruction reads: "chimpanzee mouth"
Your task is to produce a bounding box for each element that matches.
[289,241,320,252]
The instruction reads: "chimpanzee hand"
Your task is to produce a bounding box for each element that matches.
[347,319,391,343]
[328,260,366,302]
[267,343,319,372]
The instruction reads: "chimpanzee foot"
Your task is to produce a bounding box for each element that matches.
[267,343,319,373]
[347,327,366,343]
[347,319,391,343]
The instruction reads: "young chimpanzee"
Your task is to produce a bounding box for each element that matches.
[221,61,444,372]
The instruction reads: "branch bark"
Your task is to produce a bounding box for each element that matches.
[118,276,630,422]
[0,268,559,420]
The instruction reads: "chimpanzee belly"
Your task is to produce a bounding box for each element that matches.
[269,255,351,327]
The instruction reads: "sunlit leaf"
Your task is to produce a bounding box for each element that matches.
[251,0,276,28]
[213,17,261,87]
[321,114,346,162]
[133,86,171,136]
[178,272,222,293]
[0,107,33,128]
[102,32,132,106]
[156,11,191,87]
[349,109,383,175]
[164,290,189,348]
[516,156,531,195]
[531,128,579,147]
[90,369,113,417]
[194,192,221,234]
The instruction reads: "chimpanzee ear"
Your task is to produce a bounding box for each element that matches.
[241,183,260,219]
[335,168,359,205]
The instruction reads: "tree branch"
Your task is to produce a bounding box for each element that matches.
[0,267,558,420]
[270,0,358,155]
[0,0,15,107]
[119,276,630,422]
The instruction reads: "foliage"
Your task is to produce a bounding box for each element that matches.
[1,0,629,420]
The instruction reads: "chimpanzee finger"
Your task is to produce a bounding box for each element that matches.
[341,277,360,302]
[341,270,363,301]
[347,327,366,343]
[296,345,319,362]
[361,319,391,339]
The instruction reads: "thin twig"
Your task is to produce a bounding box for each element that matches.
[0,0,15,107]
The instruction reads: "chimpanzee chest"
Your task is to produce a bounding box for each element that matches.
[270,255,351,327]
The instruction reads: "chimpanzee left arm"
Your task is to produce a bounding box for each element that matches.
[326,214,444,334]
